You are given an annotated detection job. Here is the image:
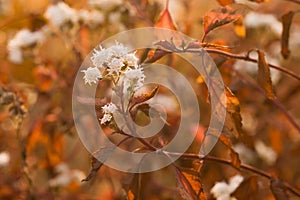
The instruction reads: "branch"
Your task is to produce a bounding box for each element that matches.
[286,0,300,4]
[229,66,300,133]
[164,151,300,197]
[205,48,300,82]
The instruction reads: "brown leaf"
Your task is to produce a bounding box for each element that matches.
[82,147,115,182]
[174,167,206,200]
[219,134,241,169]
[223,87,243,139]
[281,11,295,59]
[270,179,289,200]
[216,0,235,6]
[232,176,259,200]
[130,86,159,110]
[257,51,276,100]
[203,6,242,38]
[155,2,177,30]
[144,49,171,63]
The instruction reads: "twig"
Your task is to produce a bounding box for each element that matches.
[205,48,300,82]
[164,151,300,197]
[286,0,300,4]
[230,66,300,132]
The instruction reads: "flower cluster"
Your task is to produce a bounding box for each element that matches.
[7,1,126,63]
[210,175,244,200]
[7,29,45,63]
[82,42,145,125]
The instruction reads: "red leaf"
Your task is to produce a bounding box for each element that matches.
[155,1,177,30]
[203,6,242,38]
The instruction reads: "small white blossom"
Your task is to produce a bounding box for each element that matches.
[7,29,45,63]
[107,57,125,75]
[44,2,78,27]
[91,46,113,67]
[102,102,117,114]
[254,140,277,165]
[0,151,10,167]
[89,0,123,11]
[211,175,244,200]
[81,67,102,85]
[123,68,145,93]
[100,103,117,124]
[124,53,139,67]
[244,12,282,36]
[109,42,129,57]
[100,113,113,124]
[78,9,105,27]
[49,163,85,187]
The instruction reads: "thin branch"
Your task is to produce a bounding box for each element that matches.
[230,66,300,132]
[164,151,300,197]
[205,48,300,82]
[286,0,300,4]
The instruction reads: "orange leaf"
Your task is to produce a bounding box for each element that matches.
[248,0,269,2]
[174,167,206,200]
[281,11,295,59]
[223,87,243,139]
[216,0,235,6]
[257,51,276,100]
[203,6,242,38]
[234,18,246,38]
[130,86,159,110]
[155,1,177,30]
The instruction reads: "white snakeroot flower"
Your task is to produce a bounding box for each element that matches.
[109,42,129,57]
[124,53,139,67]
[49,163,85,187]
[91,46,113,67]
[244,12,282,36]
[81,67,102,85]
[78,9,105,26]
[123,68,145,93]
[44,2,78,27]
[7,29,45,63]
[107,57,125,75]
[101,113,113,124]
[0,151,10,167]
[254,140,277,165]
[211,175,244,200]
[89,0,123,11]
[100,103,117,124]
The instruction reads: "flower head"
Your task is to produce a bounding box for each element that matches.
[123,67,145,93]
[100,103,117,124]
[45,2,78,27]
[81,67,102,85]
[211,175,244,200]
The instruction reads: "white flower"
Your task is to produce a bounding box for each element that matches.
[100,113,113,124]
[89,0,123,11]
[102,102,117,113]
[91,46,113,67]
[81,67,102,85]
[44,2,78,27]
[123,68,145,93]
[211,175,244,200]
[100,103,117,124]
[109,42,129,57]
[0,151,10,167]
[244,12,282,36]
[124,53,139,67]
[254,140,277,165]
[78,9,104,27]
[107,57,125,75]
[49,163,85,187]
[7,29,45,63]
